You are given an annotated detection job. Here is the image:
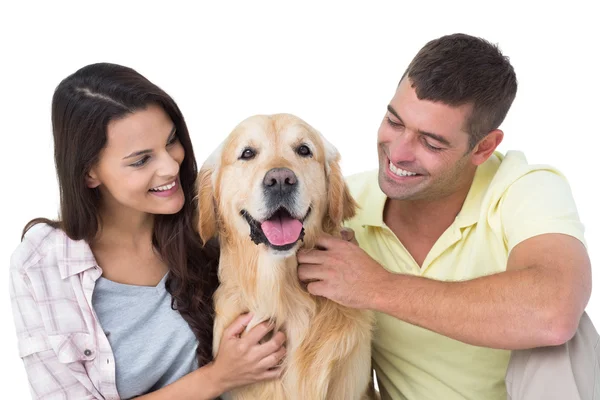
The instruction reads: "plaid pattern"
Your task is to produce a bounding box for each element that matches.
[9,224,119,399]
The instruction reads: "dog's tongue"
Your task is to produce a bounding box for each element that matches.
[261,214,303,246]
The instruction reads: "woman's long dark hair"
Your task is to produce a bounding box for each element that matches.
[23,62,219,366]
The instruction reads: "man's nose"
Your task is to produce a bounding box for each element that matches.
[388,133,417,164]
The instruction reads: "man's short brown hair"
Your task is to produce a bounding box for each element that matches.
[402,33,518,149]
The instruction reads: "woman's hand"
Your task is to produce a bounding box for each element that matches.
[209,313,286,393]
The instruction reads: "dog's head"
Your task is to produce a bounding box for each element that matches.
[197,114,357,255]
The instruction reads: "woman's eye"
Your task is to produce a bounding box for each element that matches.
[130,156,150,167]
[167,134,178,145]
[240,148,256,160]
[297,145,312,157]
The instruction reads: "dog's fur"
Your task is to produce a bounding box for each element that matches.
[197,114,374,400]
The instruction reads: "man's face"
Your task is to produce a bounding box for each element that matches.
[377,78,476,201]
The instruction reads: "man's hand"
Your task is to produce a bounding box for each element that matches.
[297,232,389,309]
[340,227,359,245]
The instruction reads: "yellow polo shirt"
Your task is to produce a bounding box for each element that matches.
[344,150,586,400]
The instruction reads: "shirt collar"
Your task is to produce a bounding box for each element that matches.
[352,175,388,228]
[454,152,501,228]
[55,230,99,279]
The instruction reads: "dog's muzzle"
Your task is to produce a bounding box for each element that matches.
[240,167,310,252]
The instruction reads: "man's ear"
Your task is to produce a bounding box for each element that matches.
[471,129,504,166]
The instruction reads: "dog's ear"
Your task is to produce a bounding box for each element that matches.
[196,143,224,245]
[196,166,217,244]
[322,136,358,230]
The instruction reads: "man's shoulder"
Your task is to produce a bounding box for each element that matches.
[488,151,586,251]
[490,150,570,197]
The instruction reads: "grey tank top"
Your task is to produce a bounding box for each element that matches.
[92,273,199,399]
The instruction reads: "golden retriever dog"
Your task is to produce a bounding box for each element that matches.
[196,114,374,399]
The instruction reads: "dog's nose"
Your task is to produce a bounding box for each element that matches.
[263,168,297,194]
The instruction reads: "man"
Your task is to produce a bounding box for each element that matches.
[298,33,599,400]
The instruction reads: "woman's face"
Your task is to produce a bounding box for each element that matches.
[87,104,186,218]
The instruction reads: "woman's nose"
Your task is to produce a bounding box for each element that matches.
[156,152,180,177]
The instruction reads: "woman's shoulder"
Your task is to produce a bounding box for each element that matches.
[11,223,71,275]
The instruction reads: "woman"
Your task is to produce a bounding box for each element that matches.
[9,63,286,399]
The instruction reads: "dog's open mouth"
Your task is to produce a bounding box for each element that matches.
[241,207,311,251]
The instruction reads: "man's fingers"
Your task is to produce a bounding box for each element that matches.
[297,264,328,282]
[297,248,326,264]
[224,312,253,338]
[314,233,337,249]
[340,228,358,245]
[306,280,327,296]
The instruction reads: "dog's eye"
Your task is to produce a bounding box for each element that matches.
[240,148,256,160]
[296,145,312,157]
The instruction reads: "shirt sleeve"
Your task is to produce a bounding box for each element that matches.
[9,259,98,400]
[500,169,586,253]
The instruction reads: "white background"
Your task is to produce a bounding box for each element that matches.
[1,1,598,398]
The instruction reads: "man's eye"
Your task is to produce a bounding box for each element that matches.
[296,145,312,157]
[240,148,256,160]
[423,139,443,152]
[386,117,403,128]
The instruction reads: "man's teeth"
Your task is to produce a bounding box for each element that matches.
[389,162,417,177]
[150,181,176,192]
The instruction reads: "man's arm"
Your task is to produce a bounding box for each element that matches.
[298,232,590,350]
[300,168,592,349]
[374,232,590,349]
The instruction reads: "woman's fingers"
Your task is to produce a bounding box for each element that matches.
[243,320,275,344]
[224,313,253,338]
[254,330,286,359]
[257,335,287,369]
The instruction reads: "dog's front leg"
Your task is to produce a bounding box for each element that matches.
[212,285,246,359]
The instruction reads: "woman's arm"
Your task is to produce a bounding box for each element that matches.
[134,363,222,400]
[11,261,208,400]
[136,314,286,400]
[9,263,105,399]
[10,259,284,400]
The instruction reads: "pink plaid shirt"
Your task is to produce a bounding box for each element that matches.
[9,223,120,399]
